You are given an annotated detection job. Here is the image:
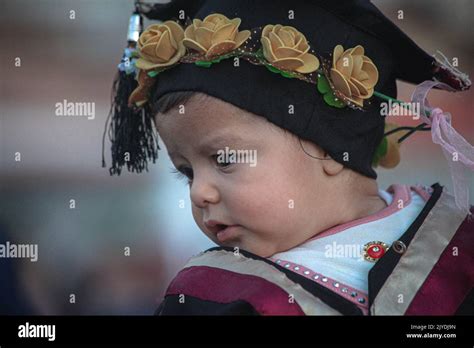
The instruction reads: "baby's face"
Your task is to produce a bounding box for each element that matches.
[155,94,334,257]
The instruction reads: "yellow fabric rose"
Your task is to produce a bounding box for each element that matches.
[135,21,186,70]
[261,24,319,74]
[330,45,378,107]
[183,13,251,59]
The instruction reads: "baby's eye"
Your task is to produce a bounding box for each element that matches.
[212,154,232,168]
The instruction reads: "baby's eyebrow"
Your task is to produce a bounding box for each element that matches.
[167,134,250,160]
[198,134,246,152]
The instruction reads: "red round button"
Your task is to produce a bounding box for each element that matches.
[363,241,389,262]
[367,244,386,259]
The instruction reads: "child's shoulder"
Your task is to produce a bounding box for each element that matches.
[156,247,348,315]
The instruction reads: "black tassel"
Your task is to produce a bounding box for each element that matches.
[102,70,160,176]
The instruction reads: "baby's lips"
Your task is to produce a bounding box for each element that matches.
[204,219,238,235]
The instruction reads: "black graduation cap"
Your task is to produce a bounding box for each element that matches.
[104,0,470,177]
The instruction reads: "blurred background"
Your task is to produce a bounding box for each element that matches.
[0,0,473,314]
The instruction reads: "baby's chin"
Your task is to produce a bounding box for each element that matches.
[199,225,285,258]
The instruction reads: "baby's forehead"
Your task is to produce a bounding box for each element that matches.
[158,101,288,157]
[156,93,271,134]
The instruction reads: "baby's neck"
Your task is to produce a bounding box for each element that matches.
[336,177,387,226]
[358,193,388,217]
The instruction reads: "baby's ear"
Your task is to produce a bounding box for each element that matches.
[322,152,344,176]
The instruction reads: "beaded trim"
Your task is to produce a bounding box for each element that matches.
[271,258,369,308]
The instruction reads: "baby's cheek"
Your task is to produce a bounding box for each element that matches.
[234,185,296,228]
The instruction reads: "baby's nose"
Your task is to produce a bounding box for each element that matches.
[190,176,220,208]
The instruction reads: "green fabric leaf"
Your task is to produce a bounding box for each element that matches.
[207,54,234,64]
[265,65,281,74]
[372,137,388,166]
[255,48,265,60]
[323,93,345,108]
[280,71,294,79]
[195,61,212,68]
[210,56,224,63]
[147,70,159,77]
[265,64,294,78]
[317,75,331,94]
[192,54,234,66]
